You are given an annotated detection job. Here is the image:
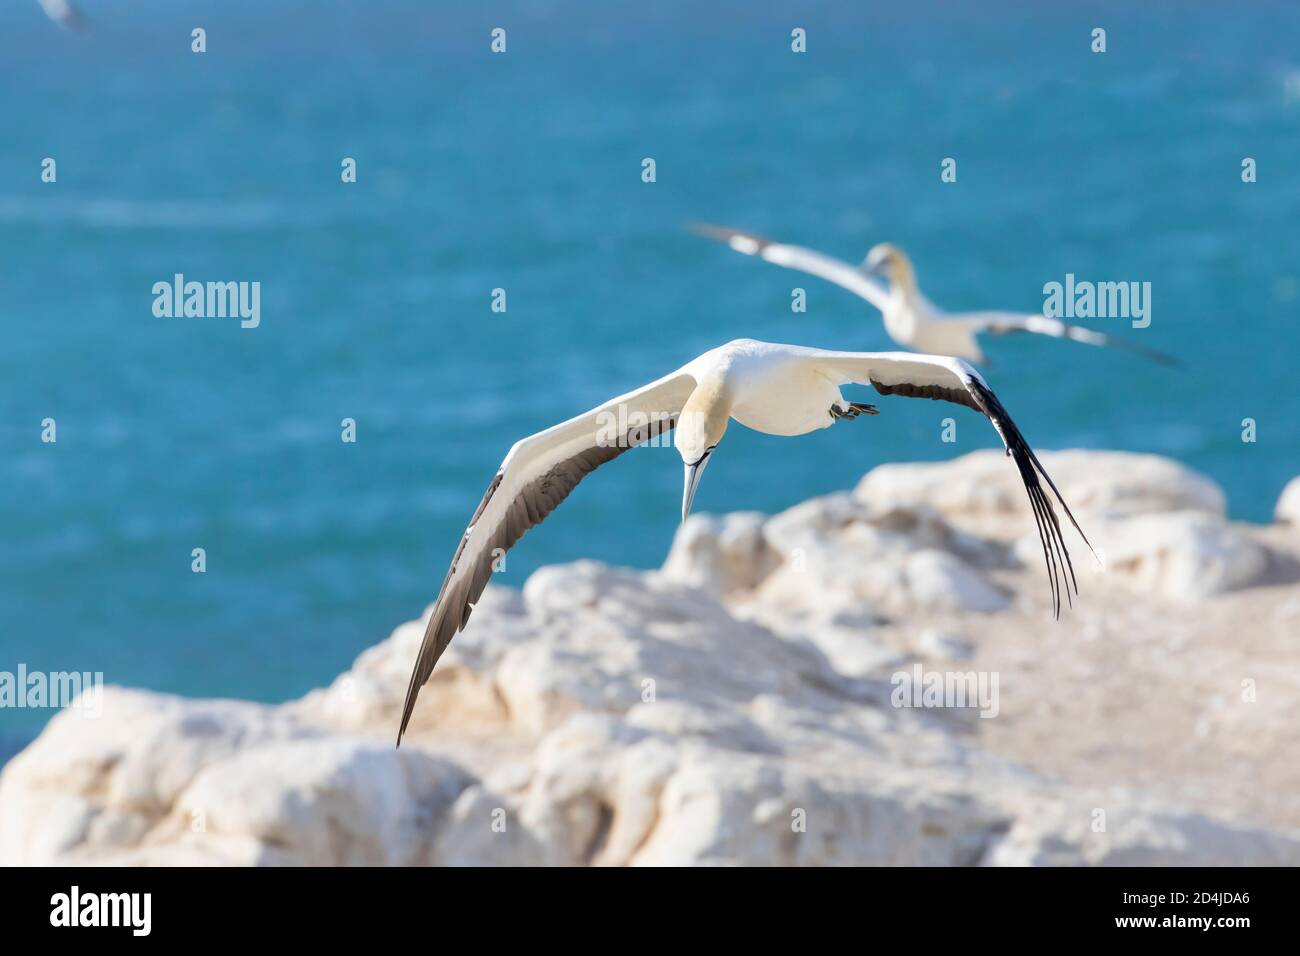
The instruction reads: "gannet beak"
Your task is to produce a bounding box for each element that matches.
[681,452,713,523]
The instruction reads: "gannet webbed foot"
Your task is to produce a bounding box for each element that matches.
[830,402,880,421]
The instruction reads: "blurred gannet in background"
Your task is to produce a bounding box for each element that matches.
[695,224,1179,367]
[397,338,1091,743]
[38,0,85,30]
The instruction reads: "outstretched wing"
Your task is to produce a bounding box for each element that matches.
[811,349,1092,617]
[397,369,698,744]
[958,311,1182,367]
[693,223,891,312]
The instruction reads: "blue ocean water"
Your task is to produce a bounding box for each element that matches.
[1,1,1297,738]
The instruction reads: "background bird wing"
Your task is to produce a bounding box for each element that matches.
[958,310,1181,367]
[693,223,891,312]
[397,368,698,743]
[811,349,1092,617]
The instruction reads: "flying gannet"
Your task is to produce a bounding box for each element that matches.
[694,224,1178,367]
[397,338,1090,744]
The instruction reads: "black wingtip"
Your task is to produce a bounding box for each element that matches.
[1099,333,1184,370]
[689,221,728,239]
[396,677,419,748]
[689,221,771,252]
[690,222,743,244]
[1152,350,1186,370]
[1130,343,1184,369]
[970,379,1089,617]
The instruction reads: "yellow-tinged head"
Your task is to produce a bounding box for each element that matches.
[862,242,917,292]
[674,379,732,522]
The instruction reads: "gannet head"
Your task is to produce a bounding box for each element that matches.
[674,381,731,522]
[861,243,916,292]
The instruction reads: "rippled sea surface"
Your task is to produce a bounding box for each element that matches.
[2,0,1297,735]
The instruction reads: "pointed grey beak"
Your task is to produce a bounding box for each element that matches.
[859,256,883,278]
[681,452,713,523]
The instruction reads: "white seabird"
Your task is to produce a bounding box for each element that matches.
[397,338,1090,743]
[38,0,85,30]
[695,224,1179,367]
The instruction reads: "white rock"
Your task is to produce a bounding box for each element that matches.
[0,688,477,866]
[856,450,1227,530]
[917,630,975,660]
[0,690,310,865]
[985,799,1300,866]
[1097,511,1270,601]
[173,739,472,866]
[1276,476,1300,524]
[749,493,1007,620]
[2,461,1294,867]
[659,512,778,595]
[904,550,1010,613]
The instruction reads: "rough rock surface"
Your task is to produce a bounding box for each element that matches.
[3,451,1299,866]
[1094,510,1271,601]
[855,450,1227,523]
